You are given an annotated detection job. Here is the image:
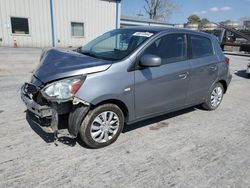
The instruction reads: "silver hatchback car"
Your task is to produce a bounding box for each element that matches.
[21,27,232,148]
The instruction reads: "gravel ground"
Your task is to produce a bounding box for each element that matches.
[0,47,249,188]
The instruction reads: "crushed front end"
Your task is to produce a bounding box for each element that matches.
[21,75,90,137]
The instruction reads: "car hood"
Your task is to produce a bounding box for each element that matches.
[34,48,112,83]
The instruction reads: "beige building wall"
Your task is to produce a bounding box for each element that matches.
[53,0,118,47]
[0,0,120,47]
[0,0,52,47]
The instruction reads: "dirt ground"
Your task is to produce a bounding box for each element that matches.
[0,47,250,188]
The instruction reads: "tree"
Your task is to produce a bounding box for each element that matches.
[201,18,209,26]
[187,15,210,28]
[187,14,201,24]
[201,18,210,28]
[144,0,176,21]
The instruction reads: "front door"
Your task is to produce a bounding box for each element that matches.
[134,33,191,119]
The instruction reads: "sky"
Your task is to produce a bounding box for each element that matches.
[121,0,250,24]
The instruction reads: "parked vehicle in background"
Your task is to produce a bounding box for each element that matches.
[211,25,250,53]
[21,27,232,148]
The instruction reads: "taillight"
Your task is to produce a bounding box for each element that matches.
[225,57,230,65]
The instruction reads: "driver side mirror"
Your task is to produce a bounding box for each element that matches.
[140,54,161,67]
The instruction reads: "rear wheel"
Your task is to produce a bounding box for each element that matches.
[79,104,124,148]
[202,83,224,110]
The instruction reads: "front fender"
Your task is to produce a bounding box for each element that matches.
[74,64,135,122]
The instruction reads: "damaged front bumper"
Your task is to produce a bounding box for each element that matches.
[21,83,90,137]
[21,88,52,118]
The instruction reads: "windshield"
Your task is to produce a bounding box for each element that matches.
[80,29,155,61]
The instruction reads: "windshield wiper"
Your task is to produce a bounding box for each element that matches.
[80,50,98,58]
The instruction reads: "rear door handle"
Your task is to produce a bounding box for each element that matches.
[178,72,189,80]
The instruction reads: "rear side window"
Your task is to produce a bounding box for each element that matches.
[190,35,214,58]
[142,33,187,64]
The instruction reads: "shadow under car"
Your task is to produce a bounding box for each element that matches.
[26,106,197,147]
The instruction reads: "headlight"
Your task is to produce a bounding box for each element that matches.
[41,76,85,101]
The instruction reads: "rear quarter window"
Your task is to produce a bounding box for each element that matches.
[190,35,214,58]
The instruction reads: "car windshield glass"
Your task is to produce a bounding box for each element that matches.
[80,29,155,61]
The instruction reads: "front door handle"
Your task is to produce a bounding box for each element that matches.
[178,72,189,80]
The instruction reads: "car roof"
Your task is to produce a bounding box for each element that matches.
[120,26,212,38]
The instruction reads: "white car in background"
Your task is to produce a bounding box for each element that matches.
[247,63,250,77]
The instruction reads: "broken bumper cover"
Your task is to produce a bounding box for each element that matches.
[21,86,58,133]
[21,84,90,137]
[21,90,52,118]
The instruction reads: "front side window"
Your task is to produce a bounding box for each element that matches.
[71,22,84,37]
[190,35,214,58]
[11,17,29,34]
[80,29,155,61]
[142,33,187,64]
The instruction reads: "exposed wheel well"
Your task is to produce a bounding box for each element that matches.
[217,80,228,93]
[93,99,129,122]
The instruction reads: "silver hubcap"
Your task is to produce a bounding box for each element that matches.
[90,111,119,143]
[211,86,223,107]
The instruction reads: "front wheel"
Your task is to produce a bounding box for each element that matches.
[202,83,224,111]
[79,104,124,149]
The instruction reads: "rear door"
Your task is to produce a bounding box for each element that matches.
[186,34,219,105]
[134,33,191,118]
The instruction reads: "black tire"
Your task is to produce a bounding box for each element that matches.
[79,103,124,149]
[202,82,224,111]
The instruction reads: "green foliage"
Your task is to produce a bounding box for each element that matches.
[187,14,201,24]
[201,18,210,27]
[187,15,210,28]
